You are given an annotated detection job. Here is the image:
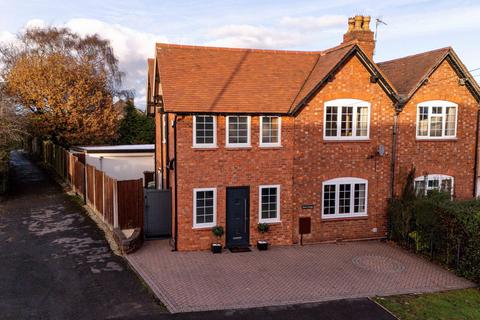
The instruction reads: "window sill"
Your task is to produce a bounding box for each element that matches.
[192,145,218,150]
[259,145,283,149]
[415,138,458,142]
[192,225,216,230]
[225,145,252,150]
[259,220,281,225]
[321,215,368,222]
[323,139,371,143]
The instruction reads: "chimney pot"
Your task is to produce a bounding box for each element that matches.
[347,17,355,32]
[362,16,371,31]
[354,15,363,31]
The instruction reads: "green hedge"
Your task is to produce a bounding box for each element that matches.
[388,172,480,283]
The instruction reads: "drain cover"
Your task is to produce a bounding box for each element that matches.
[352,255,406,273]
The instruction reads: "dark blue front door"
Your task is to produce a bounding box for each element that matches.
[226,187,250,248]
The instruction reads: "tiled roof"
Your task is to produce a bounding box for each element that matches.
[147,58,154,92]
[377,48,451,97]
[156,43,356,114]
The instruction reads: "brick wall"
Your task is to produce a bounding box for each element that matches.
[395,60,478,199]
[174,115,295,251]
[293,54,395,243]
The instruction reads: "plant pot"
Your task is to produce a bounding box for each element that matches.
[257,240,269,251]
[211,243,222,254]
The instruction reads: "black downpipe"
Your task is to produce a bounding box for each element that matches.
[155,111,159,189]
[165,113,170,189]
[390,107,401,199]
[173,115,178,251]
[473,107,480,198]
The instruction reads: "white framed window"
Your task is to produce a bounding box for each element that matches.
[193,188,217,228]
[414,174,454,196]
[259,185,280,223]
[226,115,251,147]
[322,177,368,219]
[260,116,281,147]
[416,101,457,139]
[193,115,216,148]
[324,99,370,140]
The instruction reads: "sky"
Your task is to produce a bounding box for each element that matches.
[1,0,480,109]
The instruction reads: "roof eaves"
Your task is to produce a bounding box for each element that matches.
[290,45,399,116]
[448,49,480,103]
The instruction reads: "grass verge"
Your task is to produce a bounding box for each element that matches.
[374,288,480,320]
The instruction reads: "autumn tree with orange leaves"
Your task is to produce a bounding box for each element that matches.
[0,27,125,147]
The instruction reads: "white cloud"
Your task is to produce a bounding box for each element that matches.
[280,15,346,30]
[205,24,306,49]
[0,31,15,45]
[24,19,48,29]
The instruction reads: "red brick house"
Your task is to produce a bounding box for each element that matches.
[146,16,480,251]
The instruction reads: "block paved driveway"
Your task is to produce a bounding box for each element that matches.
[128,239,475,313]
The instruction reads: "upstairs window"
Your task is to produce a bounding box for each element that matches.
[322,177,368,219]
[226,116,251,147]
[414,174,454,196]
[260,116,281,147]
[417,101,457,139]
[324,99,370,140]
[193,115,216,148]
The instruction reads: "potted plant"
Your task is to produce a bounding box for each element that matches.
[211,226,224,254]
[257,223,270,251]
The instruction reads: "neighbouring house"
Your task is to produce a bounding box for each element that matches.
[146,15,480,251]
[113,98,143,120]
[71,144,155,183]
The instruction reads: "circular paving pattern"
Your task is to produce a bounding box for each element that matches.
[352,255,406,274]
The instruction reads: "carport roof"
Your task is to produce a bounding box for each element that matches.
[71,144,155,154]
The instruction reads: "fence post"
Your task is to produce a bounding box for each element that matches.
[102,171,105,222]
[113,180,118,228]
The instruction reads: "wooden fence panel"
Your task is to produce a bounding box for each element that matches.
[74,160,85,197]
[103,175,115,227]
[68,153,75,184]
[94,169,104,215]
[117,179,144,229]
[86,165,95,206]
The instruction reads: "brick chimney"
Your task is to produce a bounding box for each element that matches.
[342,15,375,58]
